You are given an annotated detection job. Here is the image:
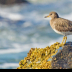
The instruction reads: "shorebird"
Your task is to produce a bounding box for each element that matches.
[45,11,72,44]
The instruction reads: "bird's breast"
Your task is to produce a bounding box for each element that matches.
[50,20,56,29]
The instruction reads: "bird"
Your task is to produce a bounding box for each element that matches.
[45,11,72,44]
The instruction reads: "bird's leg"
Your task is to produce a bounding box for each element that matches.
[61,36,67,45]
[61,36,65,44]
[64,36,67,44]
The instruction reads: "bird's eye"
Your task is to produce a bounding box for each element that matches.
[50,14,52,15]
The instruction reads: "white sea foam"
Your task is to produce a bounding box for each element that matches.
[0,43,47,54]
[0,35,72,54]
[0,11,24,21]
[23,21,32,27]
[0,63,19,69]
[0,44,30,54]
[62,13,72,21]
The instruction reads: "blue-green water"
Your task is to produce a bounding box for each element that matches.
[0,0,72,69]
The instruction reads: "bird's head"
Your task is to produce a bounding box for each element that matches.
[45,11,59,19]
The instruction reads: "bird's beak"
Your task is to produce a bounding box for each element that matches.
[45,15,49,18]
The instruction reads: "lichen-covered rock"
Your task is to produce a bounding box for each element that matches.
[51,42,72,69]
[17,41,72,69]
[17,42,64,69]
[0,0,29,5]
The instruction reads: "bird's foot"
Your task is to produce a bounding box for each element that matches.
[61,36,67,45]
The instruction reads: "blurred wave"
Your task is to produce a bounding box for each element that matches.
[0,63,19,69]
[0,0,72,69]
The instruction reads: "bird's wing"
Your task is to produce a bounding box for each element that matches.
[55,18,72,32]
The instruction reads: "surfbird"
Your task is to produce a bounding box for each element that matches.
[45,11,72,44]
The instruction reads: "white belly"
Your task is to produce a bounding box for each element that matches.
[53,29,72,36]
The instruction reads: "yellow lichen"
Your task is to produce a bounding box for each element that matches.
[17,41,65,69]
[17,36,67,69]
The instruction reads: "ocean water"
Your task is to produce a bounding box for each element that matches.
[0,0,72,69]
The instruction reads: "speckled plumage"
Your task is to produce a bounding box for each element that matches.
[46,12,72,36]
[52,18,72,32]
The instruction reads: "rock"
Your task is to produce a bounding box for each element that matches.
[0,0,29,5]
[51,42,72,69]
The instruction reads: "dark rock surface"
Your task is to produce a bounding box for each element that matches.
[51,42,72,69]
[0,0,29,5]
